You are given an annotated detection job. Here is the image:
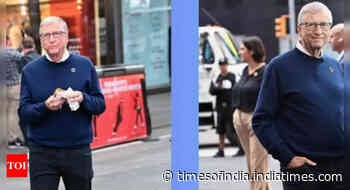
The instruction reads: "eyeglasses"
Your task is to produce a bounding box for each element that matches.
[40,31,66,40]
[299,22,332,30]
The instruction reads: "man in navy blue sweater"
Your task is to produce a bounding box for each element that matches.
[19,16,105,190]
[344,56,350,190]
[252,2,344,190]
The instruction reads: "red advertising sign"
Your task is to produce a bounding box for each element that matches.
[91,74,149,149]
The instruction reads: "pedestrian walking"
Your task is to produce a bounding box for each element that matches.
[20,36,40,73]
[232,36,270,190]
[2,47,25,147]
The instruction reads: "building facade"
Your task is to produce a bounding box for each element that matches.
[199,0,344,61]
[6,0,171,89]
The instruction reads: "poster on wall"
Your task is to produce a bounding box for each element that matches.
[90,74,150,149]
[122,0,170,88]
[50,0,96,64]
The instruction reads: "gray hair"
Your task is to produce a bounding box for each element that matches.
[297,2,333,25]
[331,23,344,33]
[39,16,68,35]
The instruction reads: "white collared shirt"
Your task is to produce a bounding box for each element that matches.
[45,49,70,63]
[296,41,323,58]
[338,51,344,62]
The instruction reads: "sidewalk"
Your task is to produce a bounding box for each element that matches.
[147,92,171,129]
[199,128,232,147]
[199,151,283,190]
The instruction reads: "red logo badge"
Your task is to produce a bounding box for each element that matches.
[6,154,28,178]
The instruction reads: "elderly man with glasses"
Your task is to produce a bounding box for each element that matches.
[252,2,344,190]
[19,16,105,190]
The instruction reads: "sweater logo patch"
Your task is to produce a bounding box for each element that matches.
[329,66,334,73]
[71,68,76,73]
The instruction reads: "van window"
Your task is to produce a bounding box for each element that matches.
[200,36,215,64]
[225,32,240,58]
[214,32,240,63]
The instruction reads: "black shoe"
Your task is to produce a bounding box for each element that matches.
[8,138,24,147]
[213,150,225,158]
[8,141,17,146]
[232,148,245,157]
[15,141,24,147]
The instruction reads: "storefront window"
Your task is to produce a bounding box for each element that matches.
[5,0,171,89]
[0,0,6,47]
[121,0,171,88]
[5,0,98,63]
[96,0,107,66]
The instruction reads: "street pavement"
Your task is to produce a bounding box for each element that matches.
[0,91,285,190]
[147,92,171,129]
[1,127,171,190]
[199,126,232,146]
[199,128,283,190]
[0,92,171,190]
[1,91,283,190]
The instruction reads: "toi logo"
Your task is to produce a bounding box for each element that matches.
[6,154,28,178]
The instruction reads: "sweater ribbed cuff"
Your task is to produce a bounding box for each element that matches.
[278,147,295,167]
[38,101,50,114]
[81,92,92,110]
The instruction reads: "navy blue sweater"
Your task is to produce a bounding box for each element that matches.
[19,54,105,148]
[252,48,344,166]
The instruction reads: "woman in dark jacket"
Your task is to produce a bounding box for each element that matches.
[232,36,270,190]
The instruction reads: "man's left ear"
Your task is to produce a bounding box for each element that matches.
[296,25,301,34]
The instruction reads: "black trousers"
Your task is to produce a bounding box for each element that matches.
[216,106,233,135]
[281,157,344,190]
[29,144,93,190]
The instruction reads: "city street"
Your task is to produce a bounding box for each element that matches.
[199,129,283,190]
[0,92,171,190]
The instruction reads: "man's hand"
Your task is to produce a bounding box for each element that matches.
[45,95,65,111]
[287,156,317,169]
[216,81,222,88]
[67,91,84,103]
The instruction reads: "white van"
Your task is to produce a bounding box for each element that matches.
[198,26,247,129]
